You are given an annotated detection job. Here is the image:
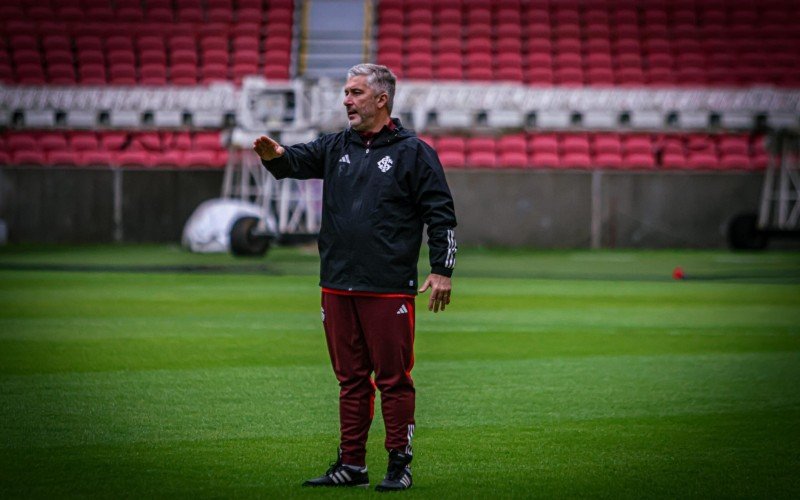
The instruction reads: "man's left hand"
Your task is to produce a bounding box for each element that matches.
[418,274,452,313]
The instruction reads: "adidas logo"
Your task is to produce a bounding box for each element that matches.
[338,154,350,164]
[396,304,408,315]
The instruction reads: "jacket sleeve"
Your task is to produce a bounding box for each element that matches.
[260,135,328,180]
[414,141,458,277]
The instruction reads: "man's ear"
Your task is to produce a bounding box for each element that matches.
[376,92,389,109]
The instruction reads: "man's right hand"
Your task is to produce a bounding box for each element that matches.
[253,136,286,161]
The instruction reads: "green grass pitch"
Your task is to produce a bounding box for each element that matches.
[1,245,799,498]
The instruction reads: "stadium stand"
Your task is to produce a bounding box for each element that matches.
[0,0,295,86]
[0,0,296,169]
[0,0,796,174]
[376,0,800,87]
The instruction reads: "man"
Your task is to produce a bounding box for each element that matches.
[253,64,457,492]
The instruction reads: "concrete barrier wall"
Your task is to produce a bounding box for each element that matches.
[0,168,222,243]
[445,170,763,248]
[0,167,764,248]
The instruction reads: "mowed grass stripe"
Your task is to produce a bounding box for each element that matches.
[2,411,798,499]
[2,271,799,375]
[2,352,797,449]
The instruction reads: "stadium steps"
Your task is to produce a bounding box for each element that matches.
[300,0,369,79]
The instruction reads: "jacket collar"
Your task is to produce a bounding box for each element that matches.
[348,118,405,146]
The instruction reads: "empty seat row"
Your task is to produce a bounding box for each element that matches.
[1,148,228,168]
[394,67,800,86]
[0,130,228,168]
[0,0,294,24]
[416,133,768,170]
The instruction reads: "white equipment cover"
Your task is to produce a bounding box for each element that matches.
[181,198,265,253]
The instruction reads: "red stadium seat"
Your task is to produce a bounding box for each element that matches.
[7,134,38,153]
[661,151,687,169]
[13,50,42,66]
[593,134,622,155]
[554,67,583,86]
[108,49,136,66]
[528,134,559,155]
[719,154,752,170]
[586,68,614,85]
[561,135,590,155]
[561,152,592,169]
[47,150,81,166]
[529,152,561,168]
[141,64,167,85]
[201,63,229,83]
[621,152,656,169]
[183,150,221,168]
[208,8,233,23]
[438,151,466,169]
[405,66,433,80]
[594,152,623,169]
[70,133,99,152]
[467,137,496,155]
[100,132,128,151]
[194,132,221,150]
[437,137,466,155]
[109,64,137,85]
[39,133,69,152]
[107,36,134,52]
[170,64,198,85]
[140,50,167,65]
[465,66,493,81]
[77,150,114,167]
[79,64,107,84]
[42,35,71,52]
[685,151,720,170]
[12,150,47,166]
[498,151,528,168]
[200,36,228,53]
[153,150,186,168]
[263,64,288,80]
[623,136,652,155]
[232,62,258,82]
[116,150,156,168]
[436,66,463,81]
[466,151,497,168]
[48,64,77,84]
[498,135,527,155]
[17,64,46,84]
[45,49,74,65]
[117,5,145,22]
[718,136,750,156]
[145,7,173,22]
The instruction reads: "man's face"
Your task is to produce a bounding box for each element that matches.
[343,75,386,132]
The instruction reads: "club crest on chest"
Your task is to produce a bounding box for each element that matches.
[377,155,393,173]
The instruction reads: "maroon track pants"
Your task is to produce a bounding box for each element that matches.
[321,289,416,467]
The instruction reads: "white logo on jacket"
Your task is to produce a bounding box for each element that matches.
[338,154,350,164]
[377,155,393,172]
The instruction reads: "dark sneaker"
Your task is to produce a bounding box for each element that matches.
[375,450,413,492]
[302,450,369,488]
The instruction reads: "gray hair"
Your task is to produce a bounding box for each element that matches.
[347,64,396,113]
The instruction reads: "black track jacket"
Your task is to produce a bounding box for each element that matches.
[261,119,457,295]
